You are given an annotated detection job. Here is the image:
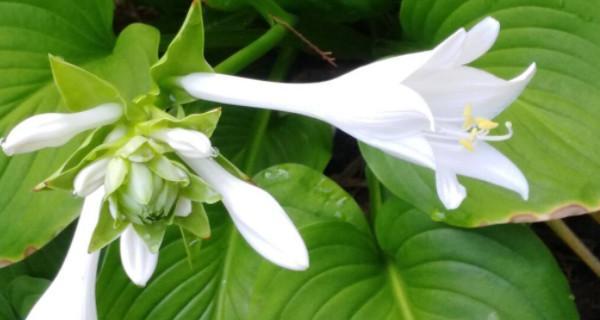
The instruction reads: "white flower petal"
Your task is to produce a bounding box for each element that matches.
[331,84,435,134]
[119,225,159,287]
[73,158,109,197]
[429,140,529,200]
[1,103,122,155]
[419,28,467,71]
[366,135,436,170]
[151,128,213,159]
[405,63,536,120]
[174,197,192,217]
[26,189,104,320]
[182,157,309,271]
[435,168,467,210]
[456,17,500,66]
[337,51,433,84]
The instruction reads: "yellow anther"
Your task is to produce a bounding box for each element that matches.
[475,117,498,130]
[459,138,475,152]
[459,128,478,152]
[463,104,474,129]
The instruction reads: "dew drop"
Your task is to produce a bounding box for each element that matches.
[335,197,348,207]
[431,210,446,221]
[263,168,289,180]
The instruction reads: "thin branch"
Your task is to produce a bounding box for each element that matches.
[271,15,337,67]
[546,219,600,277]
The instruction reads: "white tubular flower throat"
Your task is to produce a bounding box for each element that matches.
[178,17,535,210]
[1,103,122,155]
[26,189,104,320]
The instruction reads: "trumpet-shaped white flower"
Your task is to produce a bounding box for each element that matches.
[1,103,122,155]
[152,128,309,271]
[178,17,535,209]
[26,189,104,320]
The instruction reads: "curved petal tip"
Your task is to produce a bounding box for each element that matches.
[512,63,537,83]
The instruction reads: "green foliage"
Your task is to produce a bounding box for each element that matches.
[362,0,600,226]
[49,56,123,112]
[0,0,115,264]
[96,164,578,319]
[0,0,591,318]
[152,0,213,103]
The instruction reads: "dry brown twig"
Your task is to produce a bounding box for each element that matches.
[271,15,337,67]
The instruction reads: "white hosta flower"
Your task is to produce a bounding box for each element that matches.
[152,128,309,270]
[178,17,535,209]
[1,103,122,155]
[27,189,104,320]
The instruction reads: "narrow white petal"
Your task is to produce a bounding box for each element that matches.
[174,197,192,217]
[364,135,436,170]
[1,103,122,155]
[151,128,213,159]
[429,140,529,200]
[456,17,500,66]
[73,158,109,197]
[182,157,309,271]
[119,226,159,287]
[419,28,467,71]
[26,189,104,320]
[435,168,467,210]
[405,63,536,120]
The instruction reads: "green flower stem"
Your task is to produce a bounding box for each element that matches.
[248,0,295,25]
[213,25,287,74]
[546,220,600,277]
[214,0,296,75]
[243,46,296,174]
[366,166,383,222]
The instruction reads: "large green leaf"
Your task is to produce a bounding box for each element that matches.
[362,0,600,226]
[0,0,161,264]
[0,0,113,265]
[249,197,578,319]
[97,164,576,319]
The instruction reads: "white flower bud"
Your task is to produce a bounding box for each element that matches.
[1,103,122,155]
[150,128,213,159]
